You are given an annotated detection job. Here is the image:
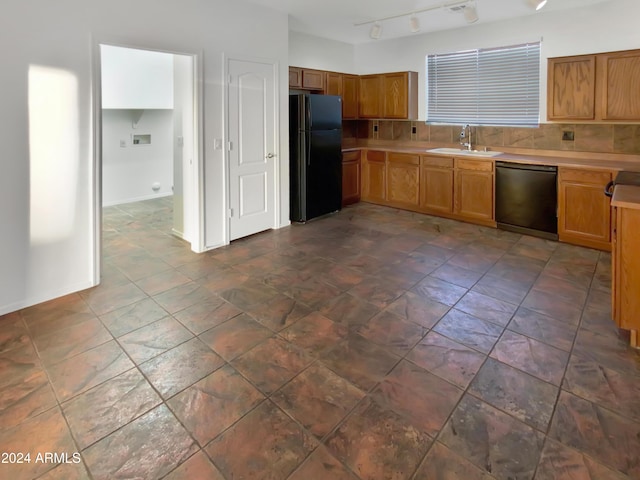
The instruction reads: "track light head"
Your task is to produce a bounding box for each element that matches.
[463,5,479,23]
[409,16,420,33]
[370,22,382,39]
[528,0,548,10]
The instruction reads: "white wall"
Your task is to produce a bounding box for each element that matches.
[289,31,356,72]
[353,0,640,120]
[289,0,640,121]
[172,54,194,240]
[102,109,174,206]
[0,0,289,315]
[101,45,174,109]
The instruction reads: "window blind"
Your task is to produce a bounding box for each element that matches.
[426,42,541,126]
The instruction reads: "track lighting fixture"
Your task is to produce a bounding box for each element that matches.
[463,4,479,23]
[527,0,547,10]
[409,16,420,33]
[356,0,480,40]
[369,22,382,39]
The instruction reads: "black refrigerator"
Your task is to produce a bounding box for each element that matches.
[289,93,342,222]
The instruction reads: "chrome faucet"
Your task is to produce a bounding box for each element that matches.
[460,124,472,151]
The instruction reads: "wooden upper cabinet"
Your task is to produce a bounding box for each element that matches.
[289,66,324,91]
[548,48,640,121]
[383,72,418,119]
[289,67,302,89]
[359,75,382,119]
[599,50,640,120]
[360,72,419,119]
[547,55,596,120]
[342,74,359,119]
[325,72,342,96]
[301,68,324,90]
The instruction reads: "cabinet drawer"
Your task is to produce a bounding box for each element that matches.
[455,158,493,172]
[366,150,386,163]
[422,155,453,168]
[342,150,360,162]
[559,167,612,185]
[388,152,419,165]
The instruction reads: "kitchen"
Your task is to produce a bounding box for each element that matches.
[1,0,640,479]
[287,0,640,344]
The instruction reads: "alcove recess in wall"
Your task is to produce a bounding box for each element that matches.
[133,134,151,145]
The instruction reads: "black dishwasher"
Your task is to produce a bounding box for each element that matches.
[495,162,558,240]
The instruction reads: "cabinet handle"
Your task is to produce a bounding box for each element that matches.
[604,180,614,198]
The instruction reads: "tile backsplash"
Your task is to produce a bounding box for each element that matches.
[342,120,640,155]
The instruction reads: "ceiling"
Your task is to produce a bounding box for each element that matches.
[244,0,611,44]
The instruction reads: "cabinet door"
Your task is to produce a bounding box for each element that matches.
[363,150,386,202]
[600,50,640,120]
[421,156,454,214]
[558,168,612,251]
[342,74,359,119]
[386,153,420,208]
[342,151,361,206]
[289,67,302,89]
[359,75,382,118]
[325,72,342,96]
[611,205,618,323]
[454,160,494,221]
[302,69,324,90]
[614,206,640,337]
[382,72,409,119]
[547,55,596,120]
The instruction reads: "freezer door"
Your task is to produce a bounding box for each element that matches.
[308,95,342,131]
[305,129,342,221]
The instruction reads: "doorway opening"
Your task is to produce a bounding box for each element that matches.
[96,43,201,283]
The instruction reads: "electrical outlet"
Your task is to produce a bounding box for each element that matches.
[562,130,575,141]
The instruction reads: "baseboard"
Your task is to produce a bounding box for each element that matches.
[0,279,97,316]
[103,192,173,207]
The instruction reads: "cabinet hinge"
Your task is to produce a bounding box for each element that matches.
[228,208,234,218]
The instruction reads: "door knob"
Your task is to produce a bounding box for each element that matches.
[266,153,276,159]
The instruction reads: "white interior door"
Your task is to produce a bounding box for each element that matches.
[228,59,277,241]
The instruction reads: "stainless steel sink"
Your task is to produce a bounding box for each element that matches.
[426,147,503,157]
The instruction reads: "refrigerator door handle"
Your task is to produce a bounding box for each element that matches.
[306,132,311,166]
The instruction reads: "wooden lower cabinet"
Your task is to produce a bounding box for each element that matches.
[386,153,420,208]
[362,150,386,203]
[611,190,640,347]
[342,150,361,206]
[420,155,453,214]
[454,158,494,224]
[558,167,613,251]
[359,149,493,227]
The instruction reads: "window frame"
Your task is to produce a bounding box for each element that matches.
[426,41,542,127]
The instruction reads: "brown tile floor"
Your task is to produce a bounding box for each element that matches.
[1,197,640,479]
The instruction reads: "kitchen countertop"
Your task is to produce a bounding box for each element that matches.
[612,185,640,210]
[342,144,640,171]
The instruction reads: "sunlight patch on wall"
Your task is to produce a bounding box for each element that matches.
[28,65,79,245]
